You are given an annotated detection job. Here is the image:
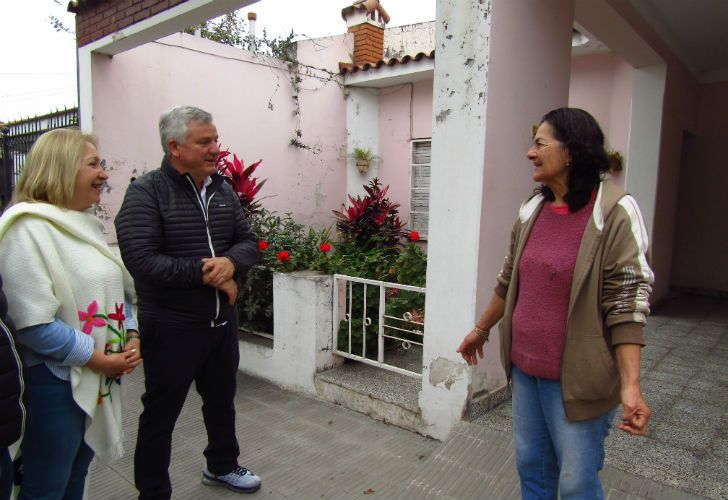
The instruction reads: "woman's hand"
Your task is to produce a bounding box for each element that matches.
[618,384,651,435]
[615,343,651,435]
[456,330,487,366]
[121,338,142,375]
[87,349,142,378]
[457,293,505,366]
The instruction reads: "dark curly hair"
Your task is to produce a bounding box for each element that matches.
[536,108,609,212]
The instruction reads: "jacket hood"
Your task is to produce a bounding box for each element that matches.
[518,180,627,233]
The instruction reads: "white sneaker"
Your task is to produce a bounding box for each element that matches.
[202,464,262,493]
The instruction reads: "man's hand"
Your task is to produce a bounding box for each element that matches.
[202,257,235,287]
[217,279,239,305]
[456,331,487,366]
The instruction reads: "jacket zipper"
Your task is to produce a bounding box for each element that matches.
[1,318,26,437]
[186,177,220,325]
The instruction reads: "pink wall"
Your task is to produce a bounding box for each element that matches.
[377,79,433,226]
[608,56,633,168]
[569,53,616,132]
[569,52,633,161]
[670,81,728,292]
[92,33,348,241]
[374,52,633,237]
[649,64,700,300]
[607,0,701,302]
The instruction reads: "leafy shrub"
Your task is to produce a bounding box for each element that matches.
[217,150,266,219]
[330,242,427,358]
[240,208,331,334]
[252,208,331,272]
[332,178,406,250]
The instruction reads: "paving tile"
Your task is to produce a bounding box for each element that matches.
[88,460,136,499]
[89,294,726,500]
[651,421,713,453]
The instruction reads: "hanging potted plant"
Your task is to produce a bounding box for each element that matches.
[348,147,381,173]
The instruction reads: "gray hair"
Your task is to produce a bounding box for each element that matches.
[158,105,213,155]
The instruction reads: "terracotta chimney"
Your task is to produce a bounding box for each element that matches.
[341,0,390,66]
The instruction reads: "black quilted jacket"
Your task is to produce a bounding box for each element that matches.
[0,274,25,447]
[115,158,259,327]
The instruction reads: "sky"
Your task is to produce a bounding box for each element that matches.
[0,0,436,123]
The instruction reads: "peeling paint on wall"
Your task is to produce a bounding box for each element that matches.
[428,357,467,390]
[315,182,325,208]
[435,109,452,123]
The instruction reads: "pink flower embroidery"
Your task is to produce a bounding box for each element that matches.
[78,300,107,334]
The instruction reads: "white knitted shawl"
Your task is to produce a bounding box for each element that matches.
[0,202,135,462]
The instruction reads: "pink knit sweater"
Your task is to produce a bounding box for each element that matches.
[511,199,593,380]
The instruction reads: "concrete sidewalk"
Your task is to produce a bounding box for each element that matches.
[89,294,726,499]
[474,293,728,500]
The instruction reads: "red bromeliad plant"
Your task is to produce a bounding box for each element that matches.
[332,178,406,250]
[216,149,266,218]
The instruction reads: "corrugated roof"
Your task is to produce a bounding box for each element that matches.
[339,50,435,76]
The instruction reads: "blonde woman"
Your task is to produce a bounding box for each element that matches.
[0,128,141,499]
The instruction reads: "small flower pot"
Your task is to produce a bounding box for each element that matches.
[356,159,371,173]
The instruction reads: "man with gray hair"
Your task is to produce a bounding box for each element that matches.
[116,105,261,498]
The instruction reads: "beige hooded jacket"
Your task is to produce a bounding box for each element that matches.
[495,180,654,421]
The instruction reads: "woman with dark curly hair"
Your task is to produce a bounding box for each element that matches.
[457,108,653,499]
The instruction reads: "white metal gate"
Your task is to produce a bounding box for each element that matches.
[332,274,426,378]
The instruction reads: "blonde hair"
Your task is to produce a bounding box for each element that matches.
[14,128,97,209]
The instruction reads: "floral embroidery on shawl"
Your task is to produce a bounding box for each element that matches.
[78,301,130,404]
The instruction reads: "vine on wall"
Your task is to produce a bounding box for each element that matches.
[186,12,343,153]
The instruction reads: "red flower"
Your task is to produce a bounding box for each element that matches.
[277,251,290,262]
[258,240,269,251]
[409,231,421,241]
[108,302,125,330]
[78,300,107,334]
[319,242,331,252]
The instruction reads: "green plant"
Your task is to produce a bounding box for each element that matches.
[239,208,332,334]
[252,209,331,272]
[184,12,246,47]
[349,147,381,162]
[238,265,274,334]
[348,147,381,173]
[330,242,428,358]
[394,244,427,287]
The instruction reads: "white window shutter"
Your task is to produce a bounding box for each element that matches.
[410,140,431,238]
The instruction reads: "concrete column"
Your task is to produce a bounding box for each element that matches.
[420,0,574,440]
[624,64,667,239]
[345,87,380,198]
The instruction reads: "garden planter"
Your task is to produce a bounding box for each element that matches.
[356,159,370,173]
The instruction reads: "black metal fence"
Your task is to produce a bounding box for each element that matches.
[1,108,79,209]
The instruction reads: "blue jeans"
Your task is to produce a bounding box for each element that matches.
[512,365,614,500]
[19,364,95,500]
